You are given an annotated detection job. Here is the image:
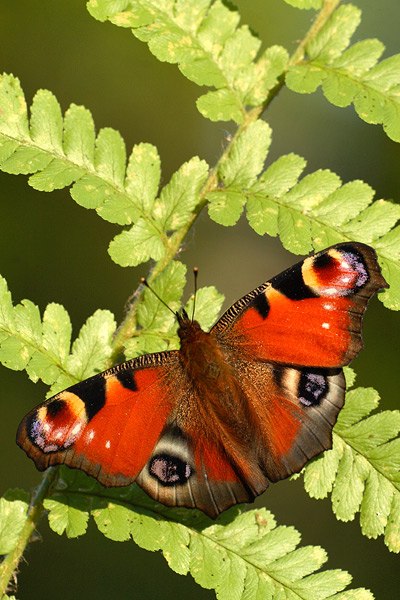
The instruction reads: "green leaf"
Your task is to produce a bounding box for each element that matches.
[375,226,400,310]
[0,74,29,140]
[196,89,243,123]
[303,387,400,552]
[207,190,245,226]
[88,1,288,124]
[342,199,400,242]
[156,156,209,230]
[124,261,186,359]
[286,6,400,142]
[66,309,116,380]
[45,468,371,599]
[124,142,161,214]
[92,498,134,542]
[0,489,29,554]
[307,5,361,63]
[108,218,165,267]
[63,103,95,167]
[44,494,91,538]
[218,121,272,189]
[30,89,63,153]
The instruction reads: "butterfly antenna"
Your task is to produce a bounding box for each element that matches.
[140,277,176,317]
[191,267,199,322]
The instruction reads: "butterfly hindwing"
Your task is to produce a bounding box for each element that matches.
[234,360,346,482]
[136,423,261,518]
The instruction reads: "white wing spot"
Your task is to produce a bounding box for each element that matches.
[322,322,330,329]
[105,440,111,449]
[88,430,95,440]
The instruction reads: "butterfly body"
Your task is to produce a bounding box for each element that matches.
[17,243,388,517]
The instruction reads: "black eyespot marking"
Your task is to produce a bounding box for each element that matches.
[149,454,193,486]
[271,265,317,300]
[313,252,334,269]
[46,399,65,417]
[252,292,270,319]
[299,370,328,406]
[69,376,106,421]
[116,370,138,392]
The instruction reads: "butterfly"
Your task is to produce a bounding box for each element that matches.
[17,242,387,518]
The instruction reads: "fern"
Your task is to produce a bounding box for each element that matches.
[206,122,400,309]
[0,1,399,599]
[0,471,374,600]
[286,4,400,142]
[303,380,400,553]
[87,0,289,124]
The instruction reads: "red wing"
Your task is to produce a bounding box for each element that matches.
[234,359,346,482]
[16,352,180,487]
[212,243,387,368]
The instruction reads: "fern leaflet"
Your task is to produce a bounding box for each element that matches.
[303,383,400,553]
[7,470,369,600]
[86,0,289,123]
[0,74,210,267]
[286,4,400,142]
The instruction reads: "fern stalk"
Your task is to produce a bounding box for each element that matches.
[0,468,58,596]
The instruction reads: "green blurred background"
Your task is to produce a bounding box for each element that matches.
[1,1,399,598]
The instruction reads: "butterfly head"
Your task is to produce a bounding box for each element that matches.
[176,309,203,341]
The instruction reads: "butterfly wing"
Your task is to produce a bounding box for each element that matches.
[17,350,259,518]
[212,243,387,367]
[17,353,182,486]
[17,242,387,518]
[211,243,387,483]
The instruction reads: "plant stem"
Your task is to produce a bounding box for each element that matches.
[0,468,58,596]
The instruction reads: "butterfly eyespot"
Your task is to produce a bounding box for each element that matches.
[298,371,328,407]
[149,454,194,486]
[46,399,65,417]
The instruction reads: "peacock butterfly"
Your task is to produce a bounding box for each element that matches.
[17,242,387,518]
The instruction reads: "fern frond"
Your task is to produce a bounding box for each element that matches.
[286,4,400,142]
[303,386,400,553]
[0,74,209,267]
[35,469,373,600]
[206,122,400,309]
[86,0,289,123]
[0,274,115,395]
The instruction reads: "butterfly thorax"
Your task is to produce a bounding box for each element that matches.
[177,317,226,382]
